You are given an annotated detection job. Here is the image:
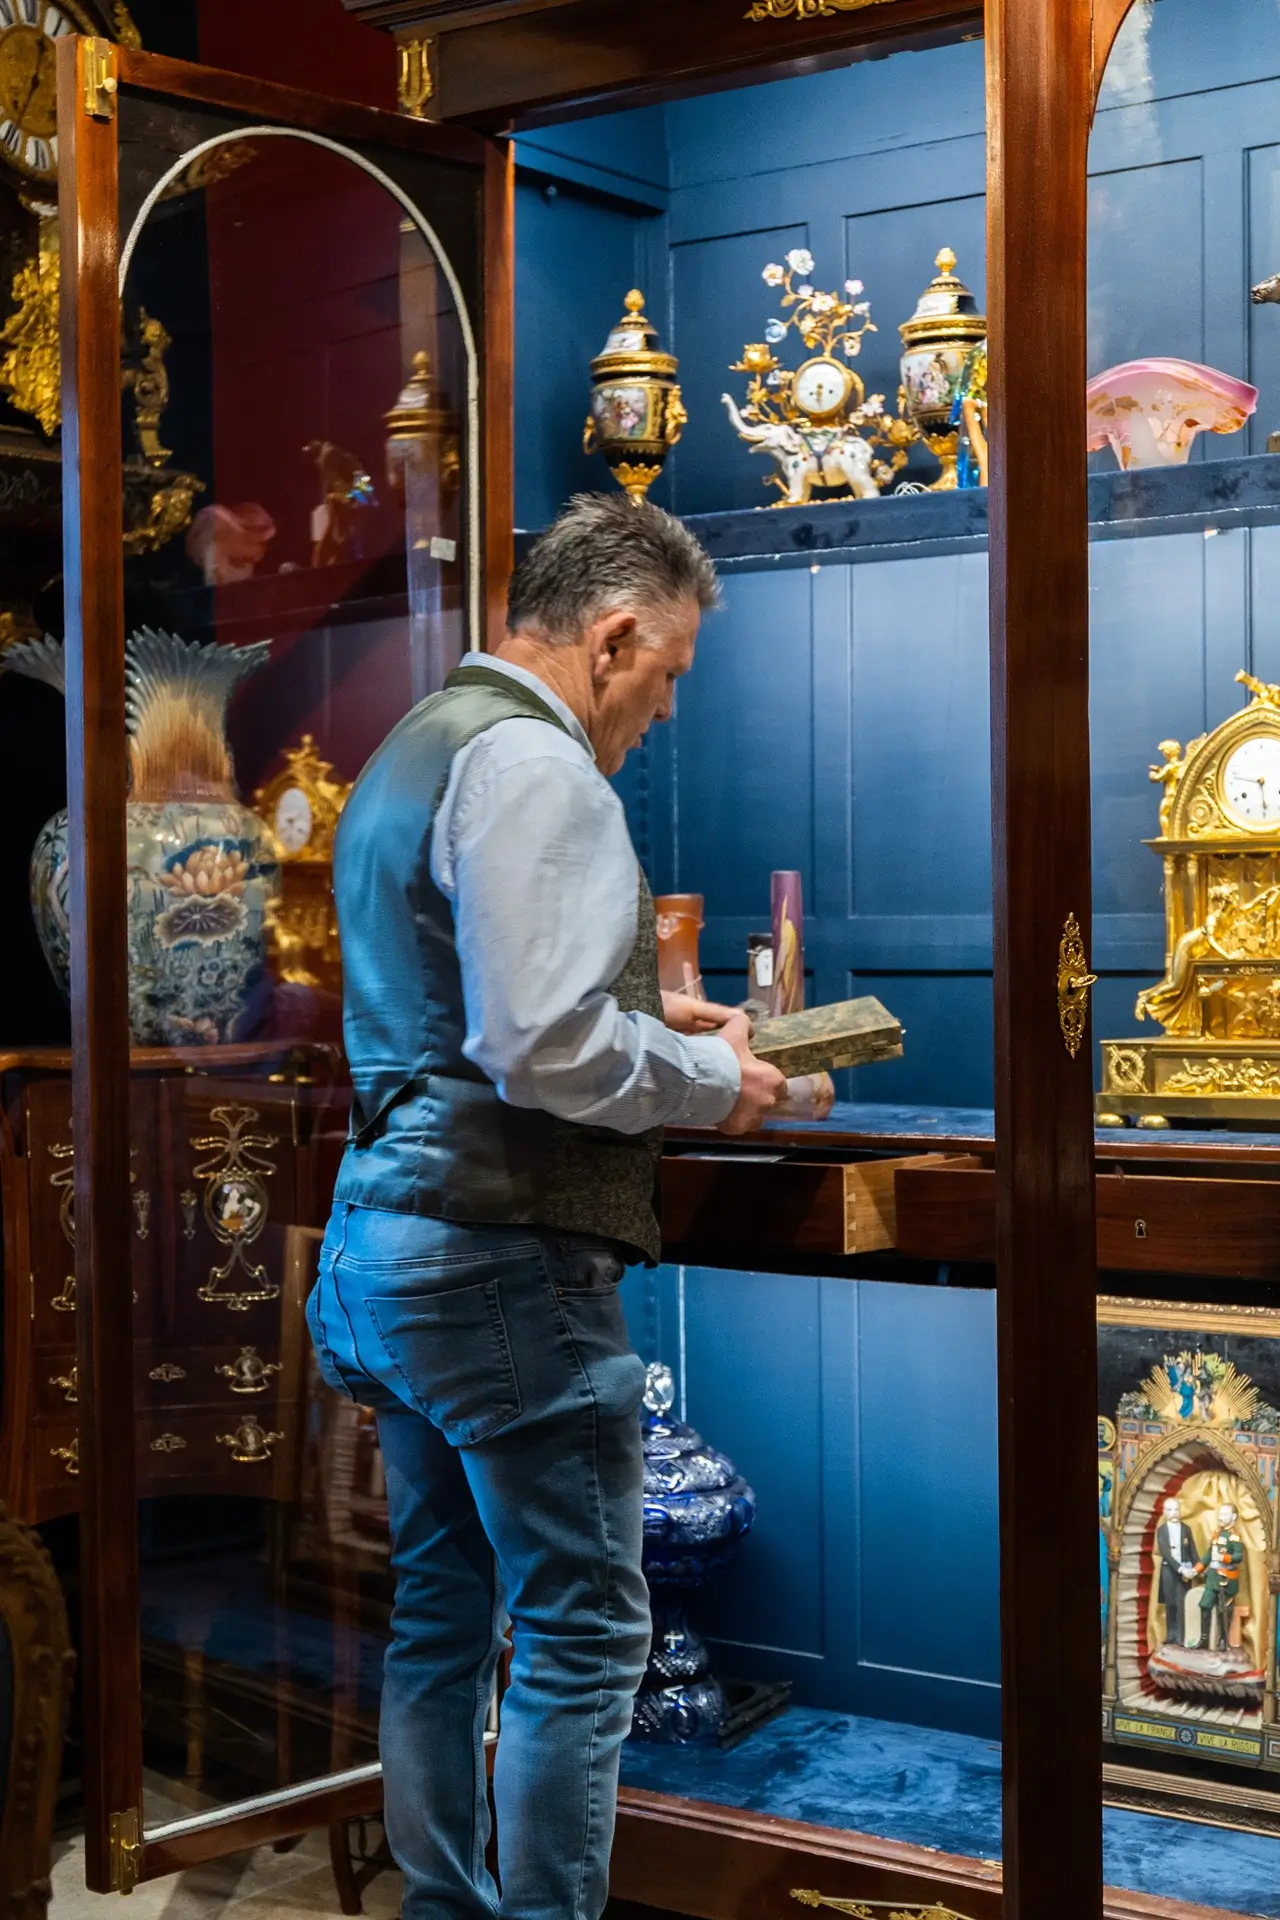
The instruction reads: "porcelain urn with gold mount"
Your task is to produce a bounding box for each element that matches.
[897,248,987,491]
[583,289,686,505]
[1098,672,1280,1125]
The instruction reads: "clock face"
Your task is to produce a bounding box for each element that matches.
[0,1,92,183]
[1221,735,1280,827]
[273,785,313,855]
[793,356,850,421]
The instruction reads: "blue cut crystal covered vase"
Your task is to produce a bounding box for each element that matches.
[632,1361,756,1744]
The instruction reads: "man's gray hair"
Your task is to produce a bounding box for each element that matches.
[507,492,721,645]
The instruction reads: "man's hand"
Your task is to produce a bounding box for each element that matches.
[661,991,739,1035]
[716,1010,786,1135]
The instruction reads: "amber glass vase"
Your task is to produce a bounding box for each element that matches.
[654,893,705,999]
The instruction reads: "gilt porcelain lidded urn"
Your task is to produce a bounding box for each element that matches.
[583,289,687,504]
[3,629,279,1045]
[898,247,987,489]
[632,1361,756,1744]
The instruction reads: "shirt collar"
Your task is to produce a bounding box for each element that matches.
[457,651,594,759]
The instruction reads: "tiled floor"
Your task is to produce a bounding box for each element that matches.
[50,1826,401,1917]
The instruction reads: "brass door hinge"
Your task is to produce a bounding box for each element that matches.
[84,38,119,120]
[1057,911,1097,1059]
[109,1807,142,1894]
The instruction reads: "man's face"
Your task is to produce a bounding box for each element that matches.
[1219,1504,1237,1527]
[1163,1499,1181,1522]
[587,596,700,777]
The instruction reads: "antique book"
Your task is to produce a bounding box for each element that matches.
[748,995,902,1078]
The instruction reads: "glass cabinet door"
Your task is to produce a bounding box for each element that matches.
[53,35,510,1891]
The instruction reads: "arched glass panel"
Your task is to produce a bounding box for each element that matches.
[51,44,503,1885]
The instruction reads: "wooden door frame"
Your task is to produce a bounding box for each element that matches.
[410,2,1110,1917]
[55,35,512,1890]
[54,0,1143,1904]
[986,0,1100,1914]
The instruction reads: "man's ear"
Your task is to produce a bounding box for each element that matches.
[589,609,638,684]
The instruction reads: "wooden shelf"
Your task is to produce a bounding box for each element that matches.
[515,453,1280,573]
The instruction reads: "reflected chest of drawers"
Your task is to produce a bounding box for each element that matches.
[0,1048,343,1522]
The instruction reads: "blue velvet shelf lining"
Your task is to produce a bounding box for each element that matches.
[744,1099,1280,1155]
[684,453,1280,572]
[619,1707,1280,1919]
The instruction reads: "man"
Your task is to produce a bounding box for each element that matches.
[1195,1501,1246,1655]
[307,494,785,1920]
[1154,1495,1196,1647]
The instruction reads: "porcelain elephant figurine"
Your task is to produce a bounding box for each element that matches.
[818,433,880,500]
[721,393,881,505]
[720,393,819,504]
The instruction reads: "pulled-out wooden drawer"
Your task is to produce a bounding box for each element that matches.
[661,1151,960,1257]
[895,1158,1280,1279]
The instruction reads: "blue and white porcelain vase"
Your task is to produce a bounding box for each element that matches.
[4,630,279,1045]
[632,1361,756,1745]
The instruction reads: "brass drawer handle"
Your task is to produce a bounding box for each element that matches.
[217,1418,282,1464]
[150,1433,187,1454]
[149,1363,187,1384]
[217,1346,281,1394]
[51,1439,78,1477]
[50,1366,78,1405]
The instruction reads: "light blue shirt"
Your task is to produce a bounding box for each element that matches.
[429,652,740,1134]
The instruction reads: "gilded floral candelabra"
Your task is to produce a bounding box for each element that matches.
[722,248,914,507]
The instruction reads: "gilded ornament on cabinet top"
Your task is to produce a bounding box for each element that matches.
[397,36,434,116]
[745,0,895,17]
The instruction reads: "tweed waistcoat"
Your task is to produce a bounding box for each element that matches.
[332,663,664,1264]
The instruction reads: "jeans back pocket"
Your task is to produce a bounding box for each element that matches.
[365,1279,522,1444]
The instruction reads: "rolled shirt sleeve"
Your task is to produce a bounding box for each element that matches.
[431,731,740,1135]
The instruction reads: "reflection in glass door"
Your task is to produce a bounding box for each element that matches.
[56,37,508,1888]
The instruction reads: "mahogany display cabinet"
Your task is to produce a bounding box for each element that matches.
[34,2,1271,1916]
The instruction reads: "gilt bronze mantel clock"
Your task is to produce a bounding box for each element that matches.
[253,737,352,998]
[1098,672,1280,1125]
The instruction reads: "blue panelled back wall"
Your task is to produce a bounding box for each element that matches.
[513,0,1280,1738]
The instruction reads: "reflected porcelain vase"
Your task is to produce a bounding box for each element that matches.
[631,1362,756,1745]
[1085,358,1258,469]
[5,630,279,1045]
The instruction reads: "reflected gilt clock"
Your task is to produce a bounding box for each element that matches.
[253,736,352,997]
[1097,671,1280,1125]
[0,0,138,188]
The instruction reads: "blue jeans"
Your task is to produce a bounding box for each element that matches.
[306,1202,651,1920]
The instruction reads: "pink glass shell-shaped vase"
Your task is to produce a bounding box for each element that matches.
[1086,358,1257,470]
